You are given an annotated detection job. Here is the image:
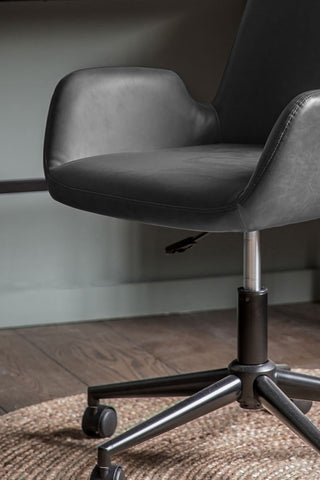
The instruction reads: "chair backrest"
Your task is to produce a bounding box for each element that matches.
[213,0,320,144]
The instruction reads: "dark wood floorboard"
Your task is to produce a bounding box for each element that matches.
[17,322,176,387]
[107,310,237,372]
[1,302,319,414]
[268,303,320,368]
[0,329,85,412]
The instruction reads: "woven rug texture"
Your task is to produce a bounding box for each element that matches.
[1,369,320,480]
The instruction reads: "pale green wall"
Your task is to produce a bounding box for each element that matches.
[0,0,319,327]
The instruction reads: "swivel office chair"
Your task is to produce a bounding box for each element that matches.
[44,0,320,478]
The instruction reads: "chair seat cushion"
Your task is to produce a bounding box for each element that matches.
[47,144,262,232]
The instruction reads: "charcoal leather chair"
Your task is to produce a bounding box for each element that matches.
[44,0,320,478]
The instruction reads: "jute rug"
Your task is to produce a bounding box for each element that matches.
[1,369,320,480]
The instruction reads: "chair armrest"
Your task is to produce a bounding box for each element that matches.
[44,67,219,171]
[238,90,320,230]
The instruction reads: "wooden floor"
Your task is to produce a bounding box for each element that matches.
[0,302,320,414]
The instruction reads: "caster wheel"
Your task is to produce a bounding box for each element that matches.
[292,399,313,415]
[90,464,126,480]
[82,405,117,438]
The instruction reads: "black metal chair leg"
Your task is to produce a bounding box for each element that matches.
[96,375,241,468]
[88,368,229,405]
[276,364,291,371]
[276,370,320,402]
[255,375,320,453]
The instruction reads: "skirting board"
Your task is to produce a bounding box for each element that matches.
[0,269,319,328]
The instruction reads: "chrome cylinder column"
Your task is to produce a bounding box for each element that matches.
[243,231,261,291]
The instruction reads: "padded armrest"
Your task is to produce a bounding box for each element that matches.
[44,67,219,171]
[238,90,320,230]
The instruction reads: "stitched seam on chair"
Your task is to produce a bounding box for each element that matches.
[211,105,222,142]
[237,92,317,204]
[236,204,248,231]
[46,172,239,214]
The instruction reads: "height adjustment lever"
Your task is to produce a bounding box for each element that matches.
[165,232,209,254]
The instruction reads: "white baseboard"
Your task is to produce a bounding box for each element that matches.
[0,269,318,328]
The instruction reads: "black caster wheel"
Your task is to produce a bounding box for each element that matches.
[89,464,126,480]
[82,405,118,438]
[292,399,313,415]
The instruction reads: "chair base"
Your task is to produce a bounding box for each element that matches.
[85,280,320,479]
[86,361,320,479]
